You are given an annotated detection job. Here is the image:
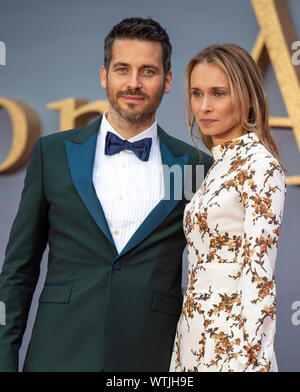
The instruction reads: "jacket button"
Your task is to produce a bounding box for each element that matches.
[113,261,122,271]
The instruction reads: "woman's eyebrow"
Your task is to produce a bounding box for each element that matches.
[190,86,229,90]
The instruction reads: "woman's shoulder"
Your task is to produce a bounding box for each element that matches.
[248,142,282,170]
[245,142,286,188]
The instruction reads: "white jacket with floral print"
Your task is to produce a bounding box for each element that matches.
[170,132,286,372]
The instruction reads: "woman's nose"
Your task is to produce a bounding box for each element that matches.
[201,96,213,112]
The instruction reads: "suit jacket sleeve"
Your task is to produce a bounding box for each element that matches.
[0,138,49,371]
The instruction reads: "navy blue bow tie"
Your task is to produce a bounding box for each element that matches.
[104,131,152,161]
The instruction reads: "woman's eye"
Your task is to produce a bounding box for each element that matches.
[192,91,202,97]
[215,91,225,97]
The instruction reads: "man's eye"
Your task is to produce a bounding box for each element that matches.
[117,68,127,73]
[143,69,155,75]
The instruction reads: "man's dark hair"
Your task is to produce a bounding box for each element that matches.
[104,17,172,77]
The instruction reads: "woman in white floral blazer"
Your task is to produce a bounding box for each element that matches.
[170,43,286,372]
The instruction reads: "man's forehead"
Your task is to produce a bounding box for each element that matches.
[110,38,163,64]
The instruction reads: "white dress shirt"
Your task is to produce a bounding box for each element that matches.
[92,113,165,254]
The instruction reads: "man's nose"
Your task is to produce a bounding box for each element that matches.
[127,71,142,90]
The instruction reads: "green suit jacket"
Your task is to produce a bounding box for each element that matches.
[0,117,212,372]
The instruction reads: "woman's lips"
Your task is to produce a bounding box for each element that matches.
[200,119,217,126]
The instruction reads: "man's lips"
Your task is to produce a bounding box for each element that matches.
[121,95,145,103]
[200,119,217,126]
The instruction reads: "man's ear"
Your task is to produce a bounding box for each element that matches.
[164,70,173,94]
[100,65,107,89]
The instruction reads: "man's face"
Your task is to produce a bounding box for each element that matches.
[100,39,172,123]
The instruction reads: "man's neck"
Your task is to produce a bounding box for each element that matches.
[105,110,156,140]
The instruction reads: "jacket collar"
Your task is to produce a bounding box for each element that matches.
[65,116,190,259]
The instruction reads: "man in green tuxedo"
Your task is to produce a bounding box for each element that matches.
[0,17,212,372]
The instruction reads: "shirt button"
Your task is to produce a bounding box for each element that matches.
[119,195,124,200]
[113,261,122,271]
[114,230,119,235]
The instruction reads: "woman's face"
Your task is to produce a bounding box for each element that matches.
[190,62,243,145]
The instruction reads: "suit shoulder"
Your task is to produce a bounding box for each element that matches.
[39,117,101,147]
[167,134,213,167]
[39,129,74,146]
[159,128,212,163]
[170,135,198,155]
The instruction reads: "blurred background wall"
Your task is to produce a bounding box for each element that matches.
[0,0,299,371]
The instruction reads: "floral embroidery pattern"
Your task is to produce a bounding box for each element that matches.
[170,132,286,372]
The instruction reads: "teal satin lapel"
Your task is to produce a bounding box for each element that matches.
[65,133,116,248]
[65,133,190,259]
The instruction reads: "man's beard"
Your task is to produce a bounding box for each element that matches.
[106,84,165,123]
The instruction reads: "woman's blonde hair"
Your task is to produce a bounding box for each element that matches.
[185,43,285,169]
